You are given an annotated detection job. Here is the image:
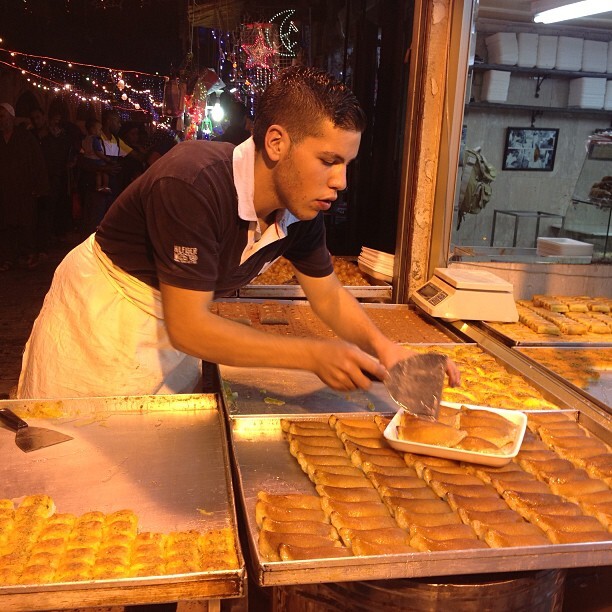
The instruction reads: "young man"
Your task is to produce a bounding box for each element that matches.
[18,67,459,399]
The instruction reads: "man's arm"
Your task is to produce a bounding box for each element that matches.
[294,269,460,386]
[160,282,388,391]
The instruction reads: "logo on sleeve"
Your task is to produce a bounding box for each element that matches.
[173,245,198,264]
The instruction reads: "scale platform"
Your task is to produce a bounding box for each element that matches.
[411,267,519,322]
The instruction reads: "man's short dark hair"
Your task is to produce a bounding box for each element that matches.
[252,66,367,150]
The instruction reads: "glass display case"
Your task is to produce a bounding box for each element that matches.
[558,133,612,263]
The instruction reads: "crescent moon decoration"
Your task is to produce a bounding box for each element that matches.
[242,32,277,70]
[267,9,299,58]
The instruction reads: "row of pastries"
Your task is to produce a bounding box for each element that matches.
[255,412,611,561]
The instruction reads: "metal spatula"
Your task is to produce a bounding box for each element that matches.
[0,407,73,453]
[383,353,447,420]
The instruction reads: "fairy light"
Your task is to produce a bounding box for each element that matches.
[0,45,166,117]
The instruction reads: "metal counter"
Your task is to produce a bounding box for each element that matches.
[0,394,245,611]
[228,412,611,587]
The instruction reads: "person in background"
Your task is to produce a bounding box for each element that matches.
[17,67,459,399]
[99,109,133,197]
[118,122,148,184]
[0,103,49,271]
[144,126,180,167]
[82,118,111,193]
[29,108,73,257]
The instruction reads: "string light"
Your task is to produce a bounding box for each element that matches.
[0,46,166,117]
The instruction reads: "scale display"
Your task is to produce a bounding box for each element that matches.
[416,282,448,305]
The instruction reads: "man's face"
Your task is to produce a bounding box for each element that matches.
[273,120,361,221]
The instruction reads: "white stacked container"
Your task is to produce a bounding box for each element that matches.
[481,70,511,102]
[485,32,518,65]
[568,77,606,108]
[517,33,538,68]
[555,37,584,71]
[582,40,608,73]
[604,80,612,111]
[536,35,558,69]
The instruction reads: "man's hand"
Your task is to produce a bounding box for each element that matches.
[307,339,387,392]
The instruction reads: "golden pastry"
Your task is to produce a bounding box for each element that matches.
[279,543,353,561]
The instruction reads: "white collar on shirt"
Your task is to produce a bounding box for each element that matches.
[233,137,299,262]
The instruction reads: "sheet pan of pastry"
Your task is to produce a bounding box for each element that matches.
[229,411,611,587]
[212,301,463,344]
[479,295,612,347]
[0,394,244,611]
[515,347,612,411]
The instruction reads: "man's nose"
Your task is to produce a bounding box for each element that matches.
[329,165,347,192]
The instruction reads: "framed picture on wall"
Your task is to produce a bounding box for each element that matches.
[502,127,559,171]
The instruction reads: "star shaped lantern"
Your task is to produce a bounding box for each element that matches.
[242,32,277,70]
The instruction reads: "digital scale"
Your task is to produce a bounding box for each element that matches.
[411,268,519,322]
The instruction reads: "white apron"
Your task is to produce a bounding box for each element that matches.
[17,234,201,399]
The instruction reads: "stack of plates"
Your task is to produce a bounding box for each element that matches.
[537,237,594,258]
[568,77,606,109]
[481,70,511,103]
[605,81,612,111]
[582,40,608,73]
[556,36,583,71]
[358,247,394,282]
[485,33,518,65]
[536,35,558,69]
[517,33,538,68]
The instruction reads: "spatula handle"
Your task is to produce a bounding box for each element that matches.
[0,408,28,431]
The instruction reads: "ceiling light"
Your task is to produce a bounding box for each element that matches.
[533,0,612,24]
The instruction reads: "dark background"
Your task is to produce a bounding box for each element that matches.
[0,0,185,74]
[1,0,414,255]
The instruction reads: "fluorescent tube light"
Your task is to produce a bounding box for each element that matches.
[533,0,612,23]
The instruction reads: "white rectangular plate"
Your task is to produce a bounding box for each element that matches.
[383,401,527,467]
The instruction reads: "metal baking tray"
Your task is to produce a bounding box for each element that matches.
[239,283,392,301]
[0,394,245,611]
[228,412,611,587]
[239,257,392,301]
[213,301,464,345]
[478,320,612,348]
[220,366,399,416]
[515,347,612,412]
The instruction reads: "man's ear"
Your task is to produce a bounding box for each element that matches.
[264,124,290,162]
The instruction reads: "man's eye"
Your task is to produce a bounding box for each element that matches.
[321,159,335,166]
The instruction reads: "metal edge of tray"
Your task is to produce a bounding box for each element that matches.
[446,321,612,437]
[239,285,392,300]
[476,321,612,348]
[227,412,611,587]
[511,346,611,424]
[0,394,246,611]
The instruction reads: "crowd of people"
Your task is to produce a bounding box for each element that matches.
[0,103,181,272]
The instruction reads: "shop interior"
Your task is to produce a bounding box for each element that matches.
[450,0,612,265]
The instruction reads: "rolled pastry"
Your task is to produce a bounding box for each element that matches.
[279,543,353,561]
